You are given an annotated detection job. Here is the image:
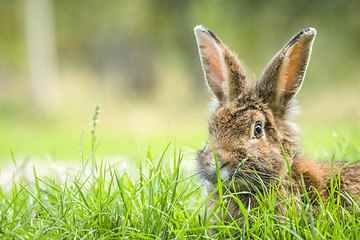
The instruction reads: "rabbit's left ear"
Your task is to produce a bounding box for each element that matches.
[257,28,316,116]
[194,25,247,103]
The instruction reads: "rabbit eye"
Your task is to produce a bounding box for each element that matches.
[254,123,263,138]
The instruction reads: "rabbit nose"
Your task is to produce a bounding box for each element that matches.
[209,155,227,168]
[209,156,230,181]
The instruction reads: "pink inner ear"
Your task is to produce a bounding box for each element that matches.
[278,40,307,92]
[201,37,225,84]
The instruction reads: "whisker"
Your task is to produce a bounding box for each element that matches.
[243,169,281,182]
[239,175,254,193]
[243,175,262,188]
[242,174,258,191]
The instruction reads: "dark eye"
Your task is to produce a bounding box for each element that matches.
[254,123,263,138]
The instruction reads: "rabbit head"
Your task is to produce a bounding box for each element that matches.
[195,26,316,191]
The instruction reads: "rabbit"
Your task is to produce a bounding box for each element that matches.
[194,25,360,223]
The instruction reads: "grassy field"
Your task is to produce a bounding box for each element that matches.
[1,102,360,239]
[0,74,359,240]
[1,81,360,160]
[1,2,360,238]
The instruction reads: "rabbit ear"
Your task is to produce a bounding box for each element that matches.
[194,25,247,103]
[257,28,316,116]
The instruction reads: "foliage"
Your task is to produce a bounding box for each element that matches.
[1,106,360,239]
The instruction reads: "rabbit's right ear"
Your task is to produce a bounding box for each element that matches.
[194,25,247,103]
[256,28,316,117]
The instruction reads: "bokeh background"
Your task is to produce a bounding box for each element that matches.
[1,0,359,165]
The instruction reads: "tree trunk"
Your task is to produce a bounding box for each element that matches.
[24,0,61,112]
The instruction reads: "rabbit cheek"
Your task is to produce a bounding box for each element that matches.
[249,139,286,178]
[265,147,288,178]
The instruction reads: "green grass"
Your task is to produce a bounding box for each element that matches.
[1,105,360,239]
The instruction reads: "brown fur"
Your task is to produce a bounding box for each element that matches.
[193,25,360,224]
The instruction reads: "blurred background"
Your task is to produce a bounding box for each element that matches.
[0,0,359,165]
